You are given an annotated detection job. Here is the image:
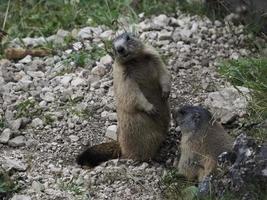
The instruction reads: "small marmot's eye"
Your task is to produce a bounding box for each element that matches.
[179,110,186,115]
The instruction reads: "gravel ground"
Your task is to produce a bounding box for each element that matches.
[0,10,256,200]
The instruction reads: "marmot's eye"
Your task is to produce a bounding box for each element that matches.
[179,110,186,115]
[126,35,130,41]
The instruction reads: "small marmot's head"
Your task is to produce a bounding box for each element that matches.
[112,32,144,62]
[173,105,212,133]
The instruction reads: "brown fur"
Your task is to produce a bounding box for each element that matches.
[4,48,51,60]
[76,33,171,166]
[173,106,233,181]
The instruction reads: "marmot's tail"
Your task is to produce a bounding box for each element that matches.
[76,141,121,167]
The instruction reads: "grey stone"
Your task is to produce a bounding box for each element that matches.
[105,125,117,140]
[19,55,32,64]
[153,14,169,27]
[31,118,44,128]
[205,86,250,123]
[108,113,117,121]
[41,92,55,102]
[0,128,12,144]
[91,65,106,77]
[27,71,45,78]
[158,30,172,40]
[69,135,79,142]
[11,195,31,200]
[56,29,71,38]
[22,37,46,47]
[32,181,44,193]
[77,27,93,39]
[18,79,33,91]
[8,136,26,147]
[61,75,73,86]
[99,30,113,40]
[9,118,22,131]
[71,77,86,87]
[2,157,28,171]
[100,54,113,66]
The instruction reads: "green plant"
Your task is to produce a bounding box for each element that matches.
[162,168,198,200]
[219,58,267,117]
[43,113,55,125]
[134,0,177,16]
[15,98,43,119]
[179,1,209,17]
[0,168,18,198]
[58,178,83,196]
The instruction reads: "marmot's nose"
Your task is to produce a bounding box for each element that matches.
[117,46,126,54]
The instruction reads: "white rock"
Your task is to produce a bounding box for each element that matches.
[71,77,86,87]
[19,55,32,64]
[22,37,46,47]
[46,35,57,43]
[205,86,250,123]
[153,14,170,27]
[31,118,44,128]
[100,54,113,66]
[8,136,26,147]
[101,111,109,118]
[105,125,117,140]
[170,17,180,26]
[27,71,45,78]
[39,101,47,107]
[72,42,83,51]
[77,27,93,39]
[2,157,28,171]
[108,113,117,121]
[61,75,73,86]
[180,28,193,38]
[56,29,71,38]
[138,21,153,31]
[158,30,172,40]
[99,30,113,40]
[0,128,12,144]
[230,52,239,60]
[18,79,32,91]
[11,195,31,200]
[41,92,55,102]
[65,49,72,54]
[91,65,106,77]
[9,118,22,131]
[69,135,79,142]
[32,181,44,193]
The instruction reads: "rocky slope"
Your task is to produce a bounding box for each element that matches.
[0,10,256,200]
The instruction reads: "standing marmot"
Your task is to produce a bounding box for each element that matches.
[173,105,233,181]
[77,33,171,167]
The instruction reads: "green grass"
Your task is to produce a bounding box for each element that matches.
[219,57,267,140]
[0,168,18,199]
[162,168,198,200]
[0,0,178,39]
[179,1,209,18]
[57,44,107,76]
[15,98,43,119]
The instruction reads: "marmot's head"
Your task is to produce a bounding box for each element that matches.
[112,32,144,62]
[173,105,212,133]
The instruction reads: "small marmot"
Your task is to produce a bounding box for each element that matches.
[173,105,233,181]
[76,32,171,167]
